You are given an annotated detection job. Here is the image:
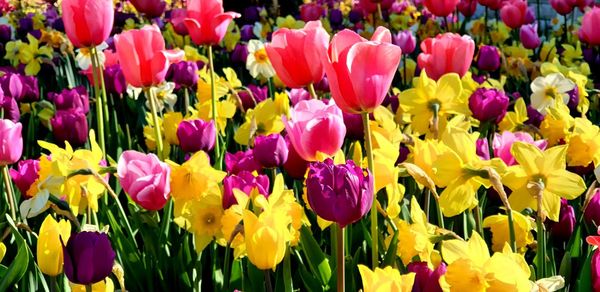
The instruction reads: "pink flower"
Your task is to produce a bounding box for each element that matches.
[265,21,330,89]
[284,99,346,161]
[417,33,475,80]
[492,131,547,166]
[117,150,171,210]
[0,119,22,166]
[500,0,528,29]
[322,27,401,113]
[550,0,575,15]
[61,0,114,48]
[184,0,241,46]
[423,0,460,17]
[478,0,503,10]
[580,7,600,46]
[114,25,184,88]
[9,159,39,197]
[299,3,324,22]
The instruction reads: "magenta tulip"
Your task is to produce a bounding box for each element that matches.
[117,150,171,210]
[184,0,241,46]
[580,7,600,46]
[0,119,22,166]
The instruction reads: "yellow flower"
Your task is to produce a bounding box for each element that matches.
[498,98,528,132]
[234,94,288,145]
[4,40,24,67]
[482,211,535,252]
[440,232,531,292]
[540,59,590,115]
[168,151,226,204]
[567,118,600,167]
[143,112,170,158]
[223,22,240,52]
[0,242,5,262]
[184,45,208,63]
[276,15,305,29]
[400,72,468,136]
[191,100,236,135]
[37,214,71,276]
[399,59,417,88]
[358,265,415,292]
[539,101,574,146]
[243,209,289,270]
[175,192,224,252]
[540,40,557,62]
[561,43,583,67]
[389,196,435,265]
[163,112,183,145]
[502,142,586,221]
[19,34,54,76]
[246,39,275,79]
[70,278,114,292]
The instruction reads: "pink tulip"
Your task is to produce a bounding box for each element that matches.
[117,150,171,210]
[478,0,502,10]
[580,7,600,46]
[170,8,188,35]
[500,0,528,29]
[0,119,22,166]
[550,0,575,15]
[423,0,460,17]
[284,99,346,162]
[417,33,475,80]
[114,25,184,88]
[184,0,241,46]
[265,21,330,89]
[492,131,547,166]
[61,0,114,48]
[457,0,478,17]
[322,27,401,114]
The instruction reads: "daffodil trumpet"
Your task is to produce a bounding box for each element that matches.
[362,111,378,268]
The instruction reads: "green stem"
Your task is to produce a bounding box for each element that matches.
[307,83,318,99]
[474,204,483,236]
[207,45,221,160]
[283,247,292,292]
[2,166,16,220]
[92,47,110,146]
[85,284,92,292]
[337,224,345,292]
[536,215,546,279]
[223,243,232,291]
[264,269,273,292]
[146,88,164,160]
[402,54,407,88]
[436,197,445,229]
[89,46,106,158]
[361,112,378,268]
[376,3,383,22]
[424,188,430,221]
[484,7,489,44]
[160,199,173,241]
[267,77,275,100]
[507,210,517,252]
[183,87,190,116]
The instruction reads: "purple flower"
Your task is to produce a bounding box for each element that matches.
[0,24,11,43]
[585,189,600,226]
[393,30,416,55]
[51,110,88,147]
[104,65,127,95]
[468,88,509,124]
[9,159,40,197]
[306,159,373,227]
[329,9,343,28]
[225,149,262,174]
[168,61,198,88]
[253,133,288,168]
[477,45,501,71]
[407,261,447,292]
[240,24,255,42]
[476,138,490,160]
[62,232,116,285]
[300,3,324,22]
[231,43,249,64]
[238,84,268,111]
[176,119,216,153]
[170,8,188,35]
[593,249,600,291]
[0,88,20,123]
[520,23,541,49]
[222,171,270,209]
[283,135,309,179]
[48,86,89,114]
[549,199,575,241]
[243,6,261,24]
[525,105,544,127]
[343,112,364,141]
[129,0,166,18]
[289,88,311,106]
[0,73,39,102]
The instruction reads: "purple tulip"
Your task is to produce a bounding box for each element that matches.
[468,88,509,124]
[283,135,309,179]
[476,138,490,160]
[0,25,11,43]
[129,0,166,18]
[477,45,501,71]
[520,23,541,49]
[9,159,40,197]
[407,261,447,292]
[567,86,579,113]
[289,88,311,106]
[525,7,536,24]
[238,84,268,111]
[393,30,416,55]
[306,159,373,227]
[240,24,255,42]
[104,65,127,95]
[222,171,270,209]
[329,9,343,28]
[300,3,324,22]
[62,232,116,285]
[47,86,90,114]
[225,149,262,174]
[170,8,188,35]
[0,89,20,123]
[243,6,260,24]
[176,119,216,153]
[343,112,364,141]
[51,110,88,147]
[0,73,39,102]
[231,43,249,64]
[585,189,600,226]
[550,199,575,240]
[525,105,544,127]
[253,133,288,168]
[168,61,198,89]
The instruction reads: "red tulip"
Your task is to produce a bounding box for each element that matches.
[184,0,241,46]
[500,0,528,29]
[129,0,166,19]
[457,0,478,17]
[550,0,575,15]
[478,0,502,10]
[580,7,600,46]
[114,25,184,88]
[322,27,401,114]
[265,21,330,89]
[423,0,460,17]
[61,0,114,48]
[417,33,475,80]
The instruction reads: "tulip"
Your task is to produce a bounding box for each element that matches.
[476,45,501,71]
[265,21,329,89]
[476,138,490,160]
[283,135,309,179]
[0,24,10,43]
[253,133,289,168]
[38,215,71,276]
[170,8,188,35]
[238,84,267,111]
[492,131,547,166]
[500,0,528,29]
[168,61,198,89]
[407,262,447,292]
[243,210,288,270]
[284,99,346,161]
[9,159,40,197]
[549,0,574,15]
[580,7,600,46]
[329,9,344,29]
[520,23,541,49]
[184,0,241,46]
[61,0,114,48]
[525,105,544,127]
[225,149,262,174]
[322,27,401,113]
[243,6,260,23]
[393,30,416,55]
[176,119,216,153]
[114,25,184,88]
[222,171,270,209]
[593,249,600,291]
[129,0,166,19]
[585,189,600,226]
[306,159,373,227]
[230,43,249,64]
[103,65,127,95]
[550,199,575,240]
[288,88,311,106]
[117,150,171,210]
[0,73,39,102]
[299,3,324,22]
[468,88,509,123]
[47,86,89,114]
[423,0,460,17]
[51,110,89,147]
[478,0,502,10]
[417,33,475,81]
[0,119,22,166]
[62,232,116,285]
[0,91,19,123]
[457,0,478,17]
[240,25,255,42]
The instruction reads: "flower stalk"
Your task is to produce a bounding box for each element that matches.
[2,166,16,220]
[89,46,106,158]
[337,224,345,292]
[207,45,221,161]
[145,87,164,160]
[362,112,378,268]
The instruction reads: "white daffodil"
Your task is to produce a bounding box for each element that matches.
[530,72,575,115]
[75,42,108,70]
[246,39,275,79]
[128,82,178,113]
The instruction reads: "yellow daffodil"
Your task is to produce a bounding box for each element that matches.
[183,45,208,63]
[143,112,170,158]
[223,22,241,52]
[19,34,54,76]
[163,112,183,145]
[540,40,557,62]
[276,15,305,29]
[483,211,535,252]
[567,118,600,167]
[168,151,226,204]
[234,93,288,145]
[440,232,531,291]
[490,22,510,44]
[561,43,583,67]
[399,58,417,86]
[37,214,71,276]
[0,242,5,262]
[389,196,436,265]
[498,98,528,132]
[192,99,236,135]
[358,265,415,292]
[502,142,586,221]
[176,192,225,252]
[4,40,24,67]
[539,101,574,146]
[70,278,115,292]
[243,209,290,270]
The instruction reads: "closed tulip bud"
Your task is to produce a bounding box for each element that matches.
[38,215,71,276]
[520,23,541,49]
[225,149,262,174]
[288,88,311,107]
[103,65,127,95]
[306,159,373,227]
[243,6,260,23]
[231,43,249,64]
[0,92,20,123]
[0,73,39,102]
[0,119,22,166]
[407,261,447,292]
[170,8,188,35]
[243,210,288,270]
[117,150,171,210]
[423,0,460,17]
[184,0,241,46]
[476,138,490,160]
[283,135,309,179]
[0,25,11,43]
[593,249,600,291]
[418,33,475,81]
[9,159,40,197]
[169,61,198,88]
[458,0,478,17]
[500,0,528,29]
[61,0,114,48]
[550,0,574,15]
[525,7,536,24]
[253,134,288,168]
[222,171,270,209]
[580,7,600,46]
[468,88,509,123]
[300,3,324,22]
[329,9,343,27]
[130,0,166,19]
[393,30,416,55]
[48,86,90,114]
[51,110,88,147]
[476,45,501,71]
[478,0,502,10]
[585,189,600,226]
[550,199,575,240]
[343,112,364,141]
[238,84,267,111]
[525,105,544,127]
[240,25,255,42]
[176,119,216,153]
[63,232,116,285]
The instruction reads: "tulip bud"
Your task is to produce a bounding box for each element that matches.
[51,110,88,147]
[0,73,39,102]
[393,30,416,55]
[170,8,188,35]
[38,215,71,276]
[457,0,477,17]
[550,199,575,240]
[520,23,541,49]
[580,7,600,46]
[525,105,544,127]
[240,25,255,42]
[593,249,600,291]
[243,210,288,270]
[169,61,198,88]
[407,261,447,292]
[238,84,268,111]
[0,91,20,123]
[329,9,343,28]
[176,119,216,153]
[306,159,373,227]
[478,0,502,10]
[0,25,11,43]
[222,171,270,209]
[550,0,574,15]
[343,112,364,141]
[117,150,171,210]
[103,65,127,96]
[476,138,490,160]
[253,134,288,168]
[225,149,262,174]
[62,232,116,285]
[130,0,166,18]
[500,0,528,29]
[585,189,600,226]
[476,45,501,72]
[0,119,22,166]
[468,88,509,124]
[288,88,311,107]
[300,3,324,22]
[48,86,90,114]
[283,136,309,179]
[231,43,249,65]
[9,159,40,197]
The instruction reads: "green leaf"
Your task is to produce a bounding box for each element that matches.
[568,225,583,258]
[0,214,31,291]
[299,226,332,287]
[559,251,572,290]
[383,229,398,267]
[575,250,593,292]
